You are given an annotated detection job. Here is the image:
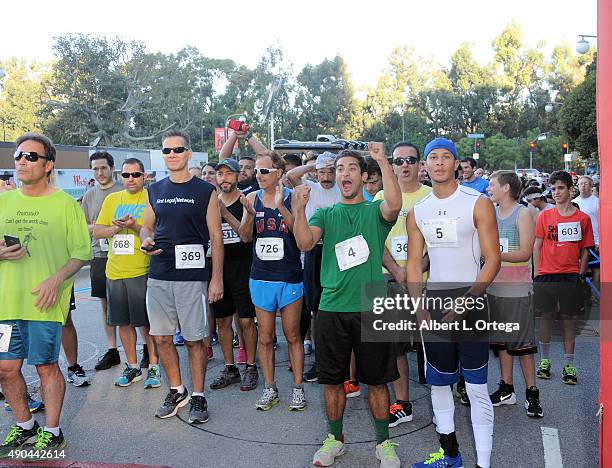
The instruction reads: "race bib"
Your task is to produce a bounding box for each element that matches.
[558,222,582,242]
[99,238,110,252]
[421,219,458,247]
[335,235,370,271]
[391,236,408,261]
[175,244,206,269]
[255,238,284,261]
[112,234,135,255]
[499,237,509,253]
[0,324,12,353]
[222,223,240,245]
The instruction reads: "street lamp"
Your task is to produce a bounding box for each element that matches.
[576,35,597,54]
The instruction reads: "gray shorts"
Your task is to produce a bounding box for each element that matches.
[107,275,149,327]
[146,278,209,341]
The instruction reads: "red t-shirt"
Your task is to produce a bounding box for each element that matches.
[535,207,594,275]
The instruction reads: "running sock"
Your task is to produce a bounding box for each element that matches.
[17,418,35,430]
[564,353,574,365]
[397,399,410,406]
[265,381,277,390]
[328,418,343,441]
[539,342,551,360]
[349,380,359,386]
[128,363,138,369]
[149,364,158,369]
[374,418,389,444]
[246,363,257,369]
[294,383,304,390]
[226,364,238,371]
[171,384,186,394]
[465,382,494,468]
[44,426,60,437]
[431,385,455,434]
[439,432,459,458]
[192,392,205,398]
[67,364,79,372]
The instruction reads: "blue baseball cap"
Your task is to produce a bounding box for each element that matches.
[424,138,458,160]
[215,158,240,172]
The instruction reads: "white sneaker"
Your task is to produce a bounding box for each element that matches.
[312,434,345,466]
[289,387,306,411]
[375,440,400,468]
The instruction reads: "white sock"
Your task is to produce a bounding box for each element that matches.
[431,385,455,434]
[148,364,158,370]
[539,342,551,359]
[128,363,138,369]
[17,418,35,430]
[465,382,494,468]
[171,384,185,394]
[564,354,574,365]
[192,391,205,397]
[44,426,60,437]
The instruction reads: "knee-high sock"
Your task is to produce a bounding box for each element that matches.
[431,385,455,434]
[466,382,494,468]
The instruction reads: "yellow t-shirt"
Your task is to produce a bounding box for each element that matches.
[96,189,150,280]
[374,185,432,269]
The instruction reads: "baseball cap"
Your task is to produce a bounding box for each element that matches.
[424,138,458,160]
[216,159,240,172]
[315,151,336,169]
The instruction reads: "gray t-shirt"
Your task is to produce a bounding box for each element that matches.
[80,183,123,257]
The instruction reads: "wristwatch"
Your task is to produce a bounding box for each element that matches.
[245,131,253,141]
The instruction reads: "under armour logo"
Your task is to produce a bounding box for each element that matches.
[438,210,447,216]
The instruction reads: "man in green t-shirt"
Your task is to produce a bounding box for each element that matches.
[293,143,402,468]
[0,133,91,457]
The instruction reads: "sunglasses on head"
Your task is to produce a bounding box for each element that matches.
[393,157,418,166]
[14,151,50,162]
[255,168,279,175]
[161,146,189,155]
[121,172,143,179]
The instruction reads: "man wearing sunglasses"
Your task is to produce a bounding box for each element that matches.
[373,141,431,429]
[94,159,160,390]
[0,133,92,456]
[140,130,224,424]
[81,151,123,373]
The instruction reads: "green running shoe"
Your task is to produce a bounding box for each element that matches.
[537,359,551,379]
[562,364,577,385]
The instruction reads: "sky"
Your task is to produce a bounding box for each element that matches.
[0,0,597,89]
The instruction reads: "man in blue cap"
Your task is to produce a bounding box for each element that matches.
[406,137,500,468]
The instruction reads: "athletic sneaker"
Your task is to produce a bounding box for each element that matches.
[144,366,162,389]
[375,440,400,468]
[289,387,306,411]
[233,333,240,348]
[343,381,361,398]
[155,389,189,418]
[411,448,463,468]
[0,421,40,458]
[32,427,66,451]
[236,347,247,364]
[95,348,120,370]
[312,434,345,466]
[67,364,90,387]
[173,332,185,346]
[188,395,209,424]
[457,386,470,406]
[304,340,313,355]
[210,366,241,390]
[140,345,149,369]
[0,390,3,400]
[5,394,44,413]
[490,380,516,406]
[256,386,279,411]
[389,401,413,427]
[211,331,219,345]
[525,386,544,418]
[562,364,577,385]
[207,346,214,360]
[240,366,259,391]
[537,358,551,379]
[115,364,143,387]
[304,364,318,382]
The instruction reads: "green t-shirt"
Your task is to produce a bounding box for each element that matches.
[0,189,92,323]
[309,200,394,312]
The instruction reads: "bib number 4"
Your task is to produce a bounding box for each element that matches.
[335,235,370,271]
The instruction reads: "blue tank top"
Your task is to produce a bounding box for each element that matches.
[250,188,302,283]
[148,176,214,281]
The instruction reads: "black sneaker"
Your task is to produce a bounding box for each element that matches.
[490,380,516,407]
[0,390,4,400]
[304,364,318,382]
[32,427,66,452]
[232,334,240,348]
[140,345,149,369]
[525,386,544,418]
[389,400,413,427]
[67,364,90,387]
[209,366,241,390]
[155,389,189,419]
[95,348,121,371]
[0,421,40,458]
[188,395,209,424]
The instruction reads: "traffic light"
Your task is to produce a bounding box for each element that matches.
[528,142,537,151]
[562,142,569,152]
[476,140,481,150]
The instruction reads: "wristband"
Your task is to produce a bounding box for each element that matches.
[245,131,253,141]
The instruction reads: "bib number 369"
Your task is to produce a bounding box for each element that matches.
[175,244,206,269]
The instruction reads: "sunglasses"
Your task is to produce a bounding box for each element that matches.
[255,168,279,175]
[161,146,189,155]
[393,157,418,166]
[121,172,144,179]
[14,151,50,162]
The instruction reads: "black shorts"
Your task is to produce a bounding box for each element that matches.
[534,273,584,316]
[90,257,108,299]
[106,275,149,327]
[488,294,537,356]
[315,310,399,386]
[211,258,255,319]
[70,287,76,311]
[303,245,323,312]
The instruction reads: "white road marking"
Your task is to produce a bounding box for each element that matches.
[541,426,563,467]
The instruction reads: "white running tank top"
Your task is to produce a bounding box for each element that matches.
[414,185,482,289]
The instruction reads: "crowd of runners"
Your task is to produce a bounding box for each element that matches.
[0,126,600,467]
